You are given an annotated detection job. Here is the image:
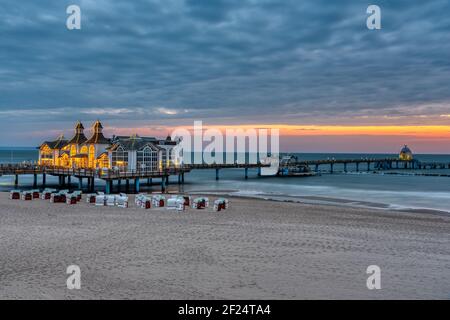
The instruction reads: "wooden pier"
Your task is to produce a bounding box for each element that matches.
[1,157,449,193]
[298,158,424,173]
[0,163,270,194]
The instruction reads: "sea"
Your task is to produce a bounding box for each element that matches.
[1,148,450,214]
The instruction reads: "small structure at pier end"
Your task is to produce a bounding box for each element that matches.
[399,145,413,161]
[38,121,181,171]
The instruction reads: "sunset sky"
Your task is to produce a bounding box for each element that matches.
[1,0,449,153]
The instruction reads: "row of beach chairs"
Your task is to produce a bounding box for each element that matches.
[10,189,229,211]
[135,194,229,212]
[10,189,83,205]
[85,192,129,208]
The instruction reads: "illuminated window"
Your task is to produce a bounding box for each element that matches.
[89,145,95,167]
[137,146,158,170]
[112,146,128,168]
[70,145,76,156]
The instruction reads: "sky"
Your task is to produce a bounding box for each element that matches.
[0,0,449,153]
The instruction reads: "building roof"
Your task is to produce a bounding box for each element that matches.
[85,133,110,144]
[400,145,412,154]
[68,121,88,145]
[108,135,160,151]
[85,121,110,144]
[96,152,108,159]
[75,121,84,130]
[40,135,68,150]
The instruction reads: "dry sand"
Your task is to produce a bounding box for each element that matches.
[0,192,449,300]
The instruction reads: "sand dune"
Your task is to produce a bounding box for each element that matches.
[0,192,449,299]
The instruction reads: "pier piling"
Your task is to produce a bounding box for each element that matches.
[105,180,112,194]
[134,178,140,194]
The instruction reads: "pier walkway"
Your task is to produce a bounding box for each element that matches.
[1,157,449,193]
[0,163,270,193]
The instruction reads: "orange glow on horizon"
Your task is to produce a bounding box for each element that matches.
[105,124,450,139]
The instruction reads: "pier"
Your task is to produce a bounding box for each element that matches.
[298,158,424,173]
[2,157,450,193]
[0,163,270,194]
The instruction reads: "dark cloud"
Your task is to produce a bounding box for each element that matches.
[0,0,450,142]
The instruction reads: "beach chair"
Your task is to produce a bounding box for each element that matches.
[73,190,82,201]
[167,197,181,210]
[192,197,209,209]
[86,194,96,204]
[95,195,106,206]
[59,193,67,203]
[50,193,59,203]
[152,195,165,208]
[66,194,77,205]
[31,189,40,199]
[181,196,191,206]
[21,191,32,201]
[116,195,129,208]
[106,195,116,206]
[137,196,151,209]
[41,191,53,200]
[214,198,228,212]
[9,190,21,200]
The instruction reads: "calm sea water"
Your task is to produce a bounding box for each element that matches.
[1,148,450,213]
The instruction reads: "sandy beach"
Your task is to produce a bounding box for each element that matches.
[0,192,449,300]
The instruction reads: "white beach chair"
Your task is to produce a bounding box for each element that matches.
[106,195,116,206]
[95,195,106,206]
[167,197,181,210]
[152,195,165,208]
[116,195,129,208]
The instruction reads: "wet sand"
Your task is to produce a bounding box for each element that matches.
[0,192,449,299]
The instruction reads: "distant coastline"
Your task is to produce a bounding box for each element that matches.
[0,146,36,151]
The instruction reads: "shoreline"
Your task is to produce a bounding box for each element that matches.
[2,187,450,217]
[186,190,450,217]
